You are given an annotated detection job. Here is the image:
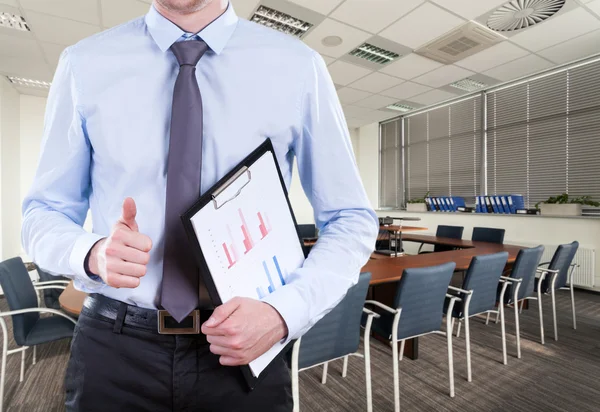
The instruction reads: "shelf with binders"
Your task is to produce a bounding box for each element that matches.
[474,195,534,215]
[425,196,468,213]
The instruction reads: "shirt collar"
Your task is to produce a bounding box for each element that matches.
[145,2,238,55]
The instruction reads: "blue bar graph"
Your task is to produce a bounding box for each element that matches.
[273,255,285,286]
[263,261,276,294]
[256,287,265,299]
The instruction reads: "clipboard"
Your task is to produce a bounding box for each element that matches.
[181,139,304,390]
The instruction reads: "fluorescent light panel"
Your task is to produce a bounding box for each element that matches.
[0,12,29,32]
[386,103,414,112]
[449,77,487,92]
[8,76,51,89]
[251,6,313,38]
[349,43,400,65]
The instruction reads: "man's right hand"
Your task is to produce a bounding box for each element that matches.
[87,197,152,288]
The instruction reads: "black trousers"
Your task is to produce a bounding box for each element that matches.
[65,306,293,411]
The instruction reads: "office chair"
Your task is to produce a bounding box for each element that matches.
[291,272,377,412]
[0,257,76,412]
[418,225,464,254]
[537,241,579,341]
[499,245,545,357]
[33,266,70,310]
[471,227,505,244]
[365,262,457,412]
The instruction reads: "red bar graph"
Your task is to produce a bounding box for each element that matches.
[222,243,235,268]
[239,208,254,254]
[257,212,269,239]
[227,225,240,262]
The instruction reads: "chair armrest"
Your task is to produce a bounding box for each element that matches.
[537,267,559,274]
[571,263,580,268]
[0,308,77,324]
[364,300,399,314]
[362,307,381,319]
[417,243,425,254]
[33,280,70,286]
[538,262,550,267]
[500,276,522,284]
[34,285,67,291]
[446,293,462,302]
[447,285,473,295]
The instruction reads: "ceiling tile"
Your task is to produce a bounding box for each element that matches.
[357,109,398,122]
[330,0,423,34]
[585,0,600,16]
[412,64,474,88]
[410,89,458,105]
[0,0,19,6]
[354,94,398,109]
[327,60,372,85]
[20,0,100,25]
[230,0,260,19]
[15,86,50,97]
[430,0,506,20]
[343,105,373,118]
[455,41,529,73]
[0,55,52,80]
[336,87,373,104]
[346,117,372,128]
[511,8,600,52]
[286,0,344,15]
[41,42,66,67]
[348,72,403,93]
[101,0,149,28]
[483,54,553,82]
[380,81,432,99]
[321,55,335,65]
[537,29,600,64]
[379,53,443,79]
[0,32,42,59]
[25,11,100,46]
[379,2,465,49]
[303,18,371,58]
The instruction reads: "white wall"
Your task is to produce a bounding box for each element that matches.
[0,78,21,261]
[356,123,379,210]
[20,95,46,203]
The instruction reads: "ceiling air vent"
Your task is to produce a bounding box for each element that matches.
[449,78,487,92]
[8,76,51,89]
[415,21,504,64]
[487,0,565,32]
[386,103,414,113]
[349,43,400,65]
[0,12,29,32]
[251,5,313,38]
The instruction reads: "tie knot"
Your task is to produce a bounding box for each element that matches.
[170,39,209,67]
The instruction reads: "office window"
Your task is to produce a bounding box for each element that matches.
[405,96,482,202]
[487,59,600,206]
[379,119,402,208]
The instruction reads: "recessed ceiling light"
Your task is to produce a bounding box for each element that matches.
[449,78,487,92]
[386,103,414,112]
[349,43,400,65]
[251,5,313,38]
[7,76,51,89]
[322,36,343,47]
[0,12,30,32]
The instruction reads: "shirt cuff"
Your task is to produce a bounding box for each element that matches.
[68,232,107,291]
[261,285,308,344]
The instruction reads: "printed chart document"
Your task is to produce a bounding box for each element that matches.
[182,140,305,386]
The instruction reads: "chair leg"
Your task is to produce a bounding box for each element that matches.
[32,346,36,366]
[538,294,545,345]
[485,312,490,325]
[364,336,373,412]
[19,349,25,383]
[456,320,462,338]
[399,339,406,362]
[500,303,507,365]
[570,283,577,330]
[450,318,455,334]
[519,300,524,314]
[465,315,472,383]
[392,337,400,412]
[321,362,328,385]
[515,300,521,359]
[291,340,301,412]
[342,356,348,378]
[0,319,8,412]
[495,310,500,324]
[551,288,558,341]
[446,315,455,398]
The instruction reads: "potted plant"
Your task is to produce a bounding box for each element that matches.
[535,193,600,216]
[406,191,429,212]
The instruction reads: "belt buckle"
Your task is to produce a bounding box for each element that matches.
[157,310,201,334]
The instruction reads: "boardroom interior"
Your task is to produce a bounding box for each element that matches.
[1,0,600,411]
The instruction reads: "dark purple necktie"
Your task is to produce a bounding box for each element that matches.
[161,39,209,322]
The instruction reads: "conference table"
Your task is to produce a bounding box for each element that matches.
[58,233,523,359]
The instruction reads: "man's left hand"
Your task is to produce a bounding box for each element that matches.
[202,297,288,366]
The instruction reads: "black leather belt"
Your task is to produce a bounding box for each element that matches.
[82,294,213,335]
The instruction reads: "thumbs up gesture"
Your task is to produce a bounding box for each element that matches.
[87,198,153,288]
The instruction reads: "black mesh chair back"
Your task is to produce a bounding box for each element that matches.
[0,257,40,346]
[459,252,509,317]
[36,267,69,310]
[540,243,575,293]
[555,241,579,289]
[390,262,456,340]
[472,227,505,244]
[297,224,317,239]
[506,246,545,302]
[297,272,371,369]
[434,225,464,252]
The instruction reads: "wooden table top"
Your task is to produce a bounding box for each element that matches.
[59,281,87,317]
[379,225,428,232]
[362,234,523,285]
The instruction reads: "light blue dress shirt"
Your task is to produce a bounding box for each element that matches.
[21,4,378,341]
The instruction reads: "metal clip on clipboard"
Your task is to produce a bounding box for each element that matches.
[211,166,252,210]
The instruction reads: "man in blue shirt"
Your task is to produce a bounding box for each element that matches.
[22,0,378,410]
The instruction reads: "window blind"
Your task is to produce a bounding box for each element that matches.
[379,119,402,208]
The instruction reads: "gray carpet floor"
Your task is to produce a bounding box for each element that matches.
[1,289,599,411]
